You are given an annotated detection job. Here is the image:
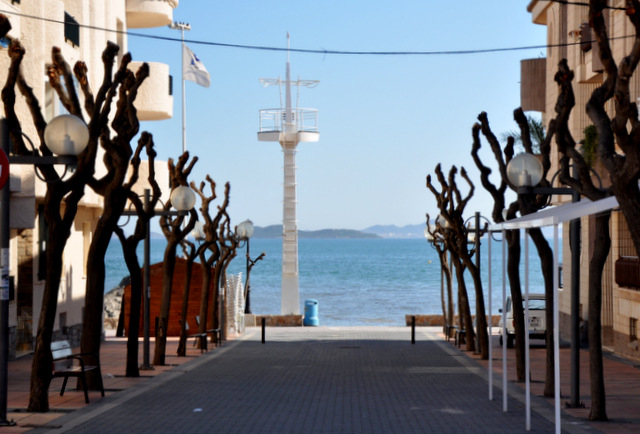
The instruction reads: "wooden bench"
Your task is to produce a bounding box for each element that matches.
[180,319,209,353]
[195,316,221,348]
[51,340,104,404]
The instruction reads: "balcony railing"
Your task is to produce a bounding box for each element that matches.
[259,108,318,134]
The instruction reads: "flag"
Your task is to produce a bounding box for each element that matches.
[183,44,210,88]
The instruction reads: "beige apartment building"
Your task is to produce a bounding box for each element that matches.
[524,1,640,361]
[0,0,175,358]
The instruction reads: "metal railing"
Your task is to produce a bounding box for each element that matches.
[258,108,318,133]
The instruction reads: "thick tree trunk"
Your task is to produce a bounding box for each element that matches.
[588,212,610,421]
[81,180,130,388]
[451,252,475,353]
[467,261,489,359]
[506,230,526,382]
[154,241,178,366]
[528,227,555,396]
[177,257,194,357]
[81,219,111,389]
[28,232,67,412]
[445,263,454,334]
[120,236,142,378]
[198,258,214,337]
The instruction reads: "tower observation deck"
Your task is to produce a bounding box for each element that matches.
[257,36,319,315]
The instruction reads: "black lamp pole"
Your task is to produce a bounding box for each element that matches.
[0,120,13,426]
[244,237,252,314]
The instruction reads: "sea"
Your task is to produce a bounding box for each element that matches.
[104,237,552,327]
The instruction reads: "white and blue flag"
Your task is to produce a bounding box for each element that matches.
[183,44,210,88]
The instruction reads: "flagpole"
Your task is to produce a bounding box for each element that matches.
[169,22,191,154]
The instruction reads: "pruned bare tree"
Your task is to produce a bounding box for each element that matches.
[427,164,489,358]
[471,113,529,383]
[113,132,161,377]
[585,1,640,257]
[80,51,150,391]
[1,34,146,411]
[551,58,612,421]
[425,218,455,338]
[153,153,198,366]
[191,180,231,345]
[427,165,476,353]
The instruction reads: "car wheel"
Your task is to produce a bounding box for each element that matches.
[507,334,514,348]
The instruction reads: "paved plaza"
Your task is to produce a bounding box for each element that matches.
[25,327,596,433]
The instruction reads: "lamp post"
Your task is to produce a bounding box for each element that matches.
[121,185,196,370]
[236,219,254,314]
[0,114,89,426]
[506,152,582,408]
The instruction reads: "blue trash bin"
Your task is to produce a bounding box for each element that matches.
[303,299,319,326]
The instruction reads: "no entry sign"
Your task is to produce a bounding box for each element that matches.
[0,148,8,190]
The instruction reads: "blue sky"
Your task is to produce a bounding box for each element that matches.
[127,1,547,231]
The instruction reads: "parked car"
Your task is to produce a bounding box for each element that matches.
[498,294,546,348]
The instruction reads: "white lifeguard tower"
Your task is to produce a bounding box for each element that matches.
[258,35,319,315]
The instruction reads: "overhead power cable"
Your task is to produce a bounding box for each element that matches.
[0,5,633,57]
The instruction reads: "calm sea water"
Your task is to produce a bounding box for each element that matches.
[104,237,551,326]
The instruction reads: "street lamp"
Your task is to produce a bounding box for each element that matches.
[236,219,254,314]
[1,114,89,426]
[119,185,196,371]
[506,152,582,409]
[170,185,196,212]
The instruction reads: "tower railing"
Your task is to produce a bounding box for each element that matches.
[258,108,319,133]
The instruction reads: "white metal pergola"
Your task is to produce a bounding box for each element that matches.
[487,195,619,433]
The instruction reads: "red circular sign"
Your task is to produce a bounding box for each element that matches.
[0,148,9,190]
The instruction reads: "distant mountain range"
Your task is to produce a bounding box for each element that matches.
[251,224,426,239]
[253,225,380,239]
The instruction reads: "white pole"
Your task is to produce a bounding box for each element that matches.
[488,231,493,401]
[553,223,561,434]
[502,228,507,412]
[181,34,187,154]
[170,22,191,154]
[525,229,531,431]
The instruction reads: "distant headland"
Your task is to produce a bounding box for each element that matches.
[252,223,426,239]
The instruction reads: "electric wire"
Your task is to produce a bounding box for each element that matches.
[0,1,634,57]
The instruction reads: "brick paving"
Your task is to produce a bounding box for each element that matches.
[20,327,598,434]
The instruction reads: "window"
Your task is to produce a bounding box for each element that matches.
[631,318,638,343]
[64,12,80,47]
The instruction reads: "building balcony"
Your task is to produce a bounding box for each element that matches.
[527,1,550,25]
[126,0,178,29]
[129,61,173,121]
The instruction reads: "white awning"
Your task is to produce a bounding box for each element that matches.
[487,193,619,433]
[489,195,619,231]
